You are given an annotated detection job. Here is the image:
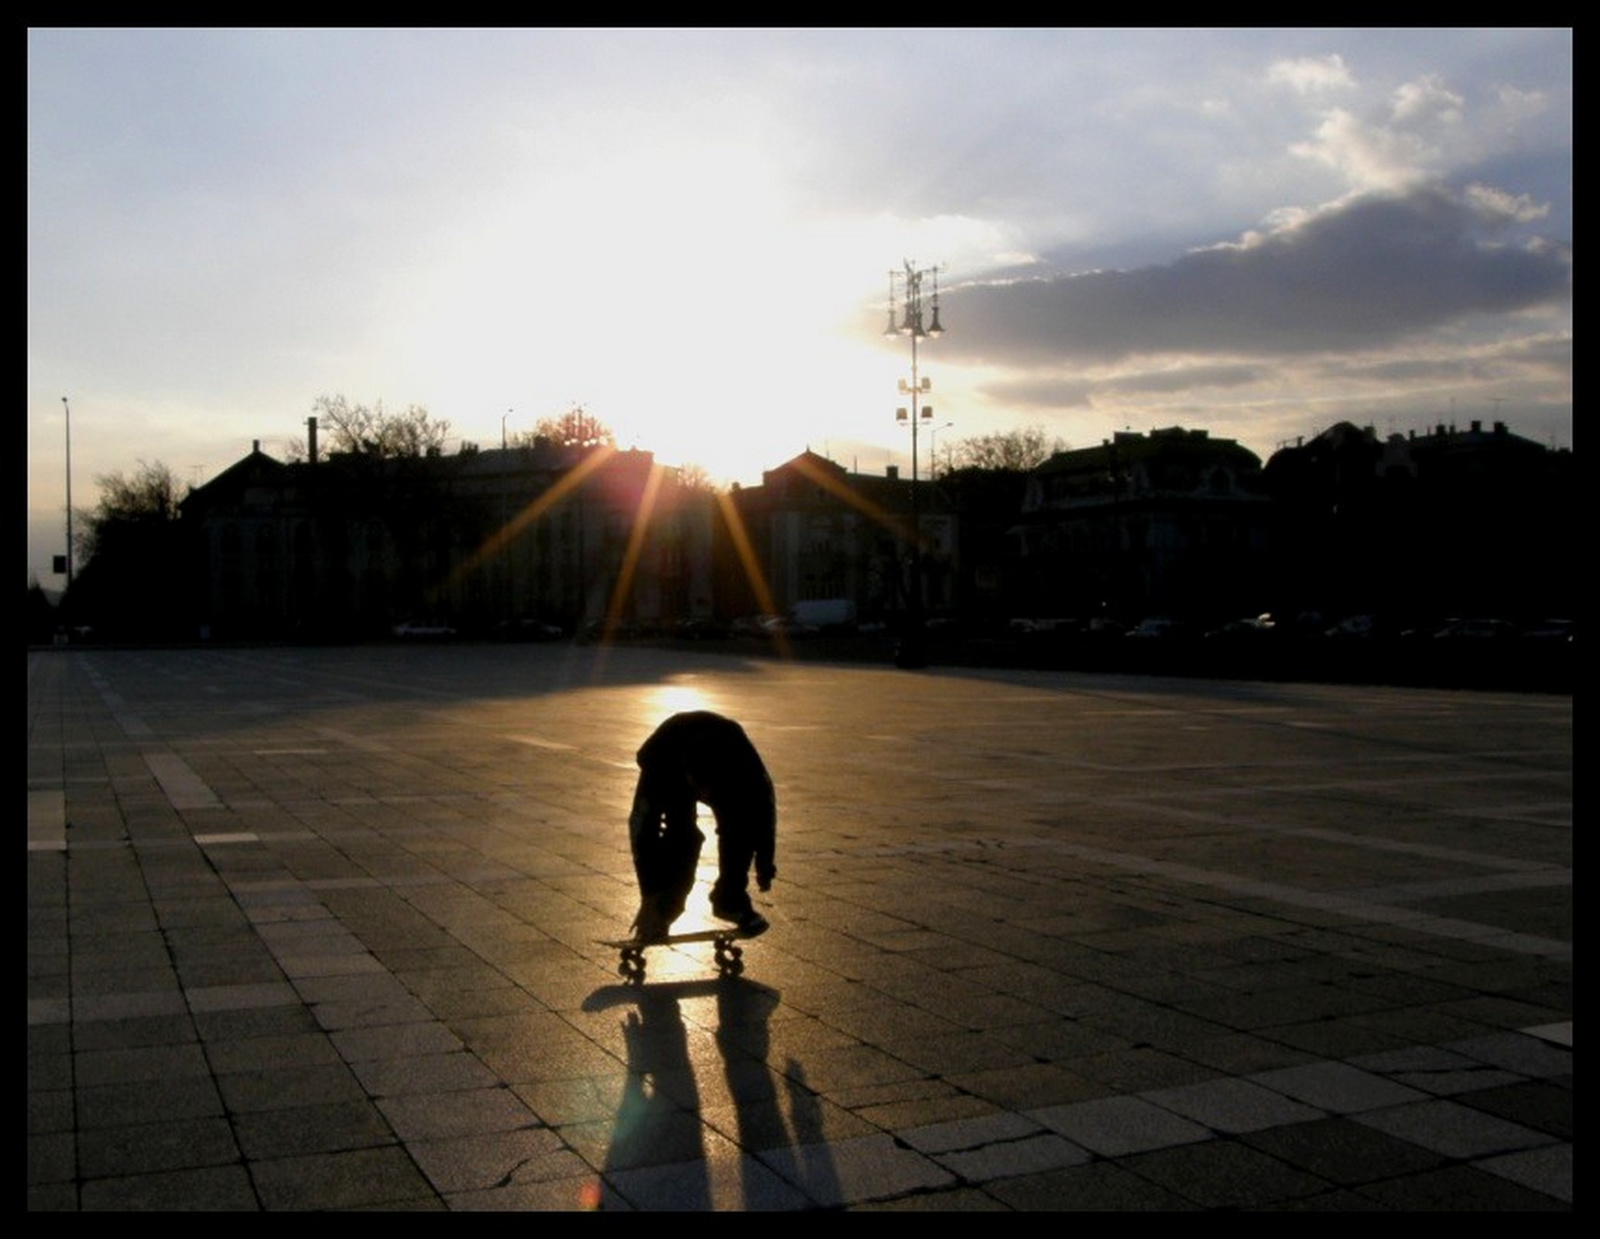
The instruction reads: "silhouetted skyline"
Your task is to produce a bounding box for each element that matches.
[28,29,1571,587]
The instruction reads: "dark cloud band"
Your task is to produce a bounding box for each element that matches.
[941,185,1570,366]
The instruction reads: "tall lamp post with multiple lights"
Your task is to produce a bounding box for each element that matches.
[884,260,944,668]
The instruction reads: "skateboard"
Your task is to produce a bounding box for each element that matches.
[599,923,766,980]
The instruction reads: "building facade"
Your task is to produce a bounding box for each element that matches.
[181,442,715,640]
[719,451,956,625]
[1013,427,1271,622]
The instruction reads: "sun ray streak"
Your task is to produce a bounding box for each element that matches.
[714,490,790,659]
[445,445,617,592]
[600,461,665,643]
[787,452,923,549]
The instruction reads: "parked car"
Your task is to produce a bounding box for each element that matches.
[492,617,563,641]
[1432,617,1516,640]
[1126,616,1194,639]
[1520,618,1573,642]
[1324,614,1378,638]
[1203,617,1275,640]
[731,614,780,637]
[391,620,457,639]
[674,617,729,640]
[760,615,818,638]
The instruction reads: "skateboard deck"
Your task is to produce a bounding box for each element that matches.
[599,923,766,979]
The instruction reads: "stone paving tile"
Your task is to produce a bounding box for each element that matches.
[349,1049,501,1097]
[852,1186,1015,1211]
[1352,1098,1556,1161]
[73,1042,213,1089]
[1067,1045,1225,1092]
[1474,1143,1572,1203]
[76,1116,240,1179]
[1343,1044,1525,1097]
[445,1174,606,1211]
[897,1110,1044,1155]
[77,1165,261,1211]
[202,1031,345,1074]
[603,1135,814,1211]
[376,1085,543,1141]
[1138,1076,1328,1134]
[250,1145,439,1210]
[328,1020,466,1061]
[1446,1031,1574,1078]
[1523,1020,1572,1047]
[75,1076,226,1129]
[230,1099,398,1159]
[1238,1116,1448,1184]
[1245,1060,1429,1113]
[213,1062,368,1114]
[184,981,301,1014]
[1450,1079,1572,1140]
[982,1160,1198,1211]
[191,1004,322,1044]
[1117,1137,1336,1209]
[510,1075,629,1127]
[756,1133,956,1207]
[558,1107,709,1173]
[1028,1094,1212,1157]
[942,1061,1103,1110]
[1353,1163,1570,1212]
[848,1090,1000,1134]
[27,1129,74,1187]
[932,1132,1091,1183]
[407,1126,591,1194]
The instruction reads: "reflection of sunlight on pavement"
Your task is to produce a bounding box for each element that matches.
[644,681,714,720]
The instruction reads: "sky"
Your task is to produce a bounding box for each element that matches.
[27,28,1572,588]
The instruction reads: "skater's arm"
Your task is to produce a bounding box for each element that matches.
[754,778,777,891]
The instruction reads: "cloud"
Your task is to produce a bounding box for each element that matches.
[1288,71,1549,197]
[1267,54,1356,95]
[1097,363,1265,395]
[939,185,1569,368]
[974,376,1096,412]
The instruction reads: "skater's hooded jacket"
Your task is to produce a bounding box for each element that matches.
[635,710,777,889]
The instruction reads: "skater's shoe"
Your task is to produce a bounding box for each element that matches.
[712,902,769,936]
[630,900,673,944]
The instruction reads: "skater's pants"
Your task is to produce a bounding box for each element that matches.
[628,786,702,923]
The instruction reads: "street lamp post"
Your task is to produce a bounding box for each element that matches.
[500,410,513,621]
[61,397,74,594]
[885,260,944,668]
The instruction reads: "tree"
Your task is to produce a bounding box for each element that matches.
[949,425,1067,473]
[78,460,185,564]
[674,462,719,493]
[525,404,613,449]
[27,576,58,644]
[312,394,453,458]
[67,460,193,639]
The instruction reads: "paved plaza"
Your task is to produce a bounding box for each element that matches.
[27,644,1571,1210]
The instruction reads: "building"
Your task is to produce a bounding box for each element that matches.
[180,440,714,641]
[1013,427,1271,622]
[1263,419,1574,622]
[718,450,956,626]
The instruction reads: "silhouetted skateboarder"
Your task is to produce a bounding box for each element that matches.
[628,711,776,942]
